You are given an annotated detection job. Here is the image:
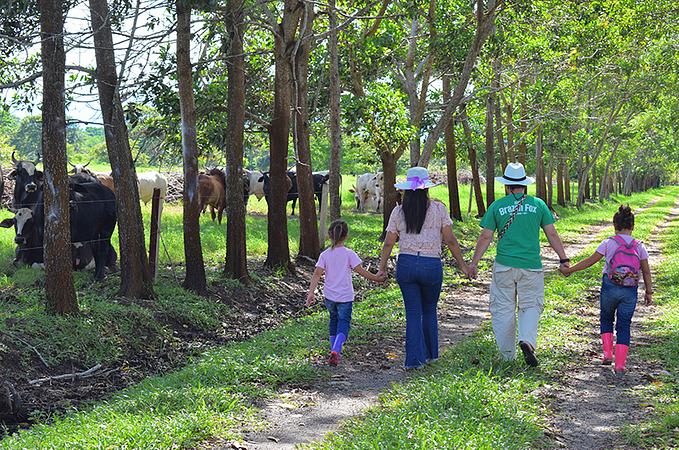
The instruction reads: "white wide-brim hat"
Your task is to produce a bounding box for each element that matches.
[495,162,535,186]
[394,166,440,190]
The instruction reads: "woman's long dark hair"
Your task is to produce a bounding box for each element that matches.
[402,189,429,234]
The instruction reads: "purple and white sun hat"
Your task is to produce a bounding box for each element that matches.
[495,162,535,186]
[394,166,440,190]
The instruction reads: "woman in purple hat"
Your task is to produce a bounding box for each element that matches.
[377,167,469,370]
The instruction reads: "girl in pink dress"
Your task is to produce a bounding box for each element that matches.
[307,220,385,365]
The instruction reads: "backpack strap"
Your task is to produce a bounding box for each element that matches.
[611,234,638,250]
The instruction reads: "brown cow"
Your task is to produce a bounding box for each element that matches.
[69,161,116,193]
[198,168,226,224]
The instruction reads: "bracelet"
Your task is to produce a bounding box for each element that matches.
[559,258,570,264]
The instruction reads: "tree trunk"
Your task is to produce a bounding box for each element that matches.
[591,164,597,200]
[89,0,154,299]
[556,157,565,206]
[535,125,546,201]
[460,108,485,216]
[492,57,507,172]
[327,0,342,221]
[40,0,77,314]
[224,0,248,282]
[294,3,320,259]
[443,76,462,221]
[518,88,527,166]
[599,137,622,201]
[547,156,553,208]
[583,154,591,201]
[484,93,495,207]
[176,1,206,294]
[564,159,571,203]
[328,0,342,220]
[506,101,515,162]
[265,0,302,271]
[381,151,398,233]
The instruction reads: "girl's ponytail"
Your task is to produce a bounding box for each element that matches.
[613,204,635,231]
[328,219,349,248]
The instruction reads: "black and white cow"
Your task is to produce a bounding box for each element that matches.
[1,182,117,280]
[259,171,299,215]
[8,152,43,208]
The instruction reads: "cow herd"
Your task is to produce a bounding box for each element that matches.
[0,156,390,279]
[197,168,333,224]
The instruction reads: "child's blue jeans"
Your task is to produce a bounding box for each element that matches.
[600,276,638,345]
[395,253,443,369]
[325,299,353,339]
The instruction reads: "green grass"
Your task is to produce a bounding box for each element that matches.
[305,186,679,449]
[0,178,672,448]
[622,207,679,448]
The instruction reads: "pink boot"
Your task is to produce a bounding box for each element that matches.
[615,344,629,374]
[601,333,614,365]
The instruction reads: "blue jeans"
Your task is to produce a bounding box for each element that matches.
[325,299,353,339]
[600,276,638,345]
[396,253,443,368]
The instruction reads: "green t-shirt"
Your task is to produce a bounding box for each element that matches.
[480,194,555,269]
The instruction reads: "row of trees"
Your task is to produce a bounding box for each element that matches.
[1,0,677,312]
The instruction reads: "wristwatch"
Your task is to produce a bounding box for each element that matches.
[559,258,570,264]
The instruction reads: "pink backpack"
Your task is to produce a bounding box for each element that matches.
[607,235,641,287]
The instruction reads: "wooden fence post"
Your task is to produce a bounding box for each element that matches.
[319,181,329,247]
[149,188,161,279]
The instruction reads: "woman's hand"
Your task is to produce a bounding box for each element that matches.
[644,290,653,305]
[305,291,315,307]
[376,269,388,284]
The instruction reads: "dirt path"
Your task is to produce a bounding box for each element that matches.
[544,196,679,449]
[208,198,663,450]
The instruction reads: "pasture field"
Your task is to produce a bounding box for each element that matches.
[0,180,670,448]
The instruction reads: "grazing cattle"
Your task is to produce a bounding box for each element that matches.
[198,169,226,224]
[68,160,116,193]
[258,171,298,214]
[0,182,117,279]
[137,171,167,204]
[245,169,266,201]
[350,172,384,213]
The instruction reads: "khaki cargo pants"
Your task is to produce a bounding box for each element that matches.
[489,263,544,360]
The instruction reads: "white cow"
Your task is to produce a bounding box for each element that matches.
[137,171,168,204]
[351,172,384,213]
[244,169,266,200]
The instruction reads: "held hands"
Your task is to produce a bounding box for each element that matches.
[375,269,388,284]
[465,262,479,280]
[644,291,653,305]
[558,262,571,277]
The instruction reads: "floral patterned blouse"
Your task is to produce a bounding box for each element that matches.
[386,200,453,258]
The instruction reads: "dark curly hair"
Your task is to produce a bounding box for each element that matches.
[613,204,634,231]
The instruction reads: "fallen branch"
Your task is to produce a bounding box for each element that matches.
[0,330,50,368]
[29,364,103,386]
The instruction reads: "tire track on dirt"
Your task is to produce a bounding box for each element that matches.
[205,197,662,450]
[543,195,679,449]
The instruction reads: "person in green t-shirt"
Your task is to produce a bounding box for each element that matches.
[468,163,570,367]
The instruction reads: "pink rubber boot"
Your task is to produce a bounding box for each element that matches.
[601,333,614,365]
[615,344,629,374]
